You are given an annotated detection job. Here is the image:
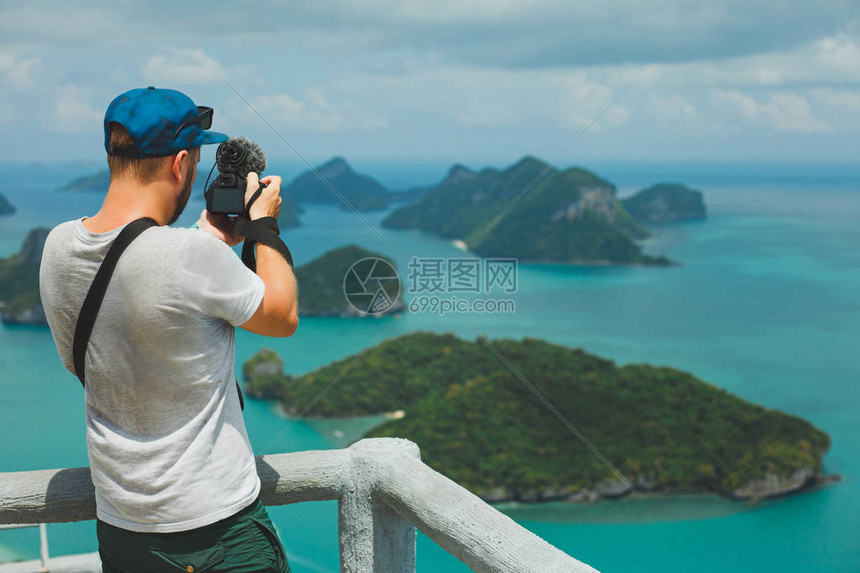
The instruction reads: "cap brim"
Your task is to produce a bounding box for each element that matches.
[199,131,229,146]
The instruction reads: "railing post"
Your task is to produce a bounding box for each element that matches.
[338,438,419,573]
[39,523,49,570]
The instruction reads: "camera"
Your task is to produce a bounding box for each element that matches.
[205,137,267,217]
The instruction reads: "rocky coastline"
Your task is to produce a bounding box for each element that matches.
[243,335,836,508]
[244,374,842,507]
[476,471,841,506]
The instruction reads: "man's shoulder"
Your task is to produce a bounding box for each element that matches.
[148,226,234,252]
[46,218,81,241]
[42,219,83,256]
[143,227,241,270]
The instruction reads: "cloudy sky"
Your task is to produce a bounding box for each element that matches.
[1,0,858,165]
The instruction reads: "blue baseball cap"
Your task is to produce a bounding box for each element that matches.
[104,86,228,158]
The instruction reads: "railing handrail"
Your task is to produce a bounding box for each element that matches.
[0,438,597,573]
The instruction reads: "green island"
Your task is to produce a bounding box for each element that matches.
[0,228,49,325]
[382,157,672,266]
[285,157,390,211]
[295,245,405,317]
[58,168,302,228]
[0,192,15,216]
[59,169,110,192]
[622,183,707,224]
[276,193,302,229]
[244,332,835,504]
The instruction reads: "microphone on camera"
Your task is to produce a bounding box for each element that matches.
[216,136,266,178]
[203,137,296,271]
[205,137,267,217]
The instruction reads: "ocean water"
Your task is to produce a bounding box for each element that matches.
[0,161,858,572]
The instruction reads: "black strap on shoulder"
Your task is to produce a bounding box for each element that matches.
[235,217,294,272]
[72,217,158,387]
[72,217,248,411]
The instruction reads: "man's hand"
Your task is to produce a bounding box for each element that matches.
[238,171,298,338]
[196,209,242,246]
[245,172,283,221]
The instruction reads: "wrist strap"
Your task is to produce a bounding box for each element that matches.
[235,217,294,272]
[244,182,266,217]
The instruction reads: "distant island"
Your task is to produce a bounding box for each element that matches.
[244,332,835,504]
[277,194,302,229]
[388,184,432,204]
[0,193,15,216]
[295,245,405,317]
[383,157,671,266]
[622,183,707,223]
[58,169,302,228]
[59,169,110,192]
[0,228,50,325]
[285,157,390,211]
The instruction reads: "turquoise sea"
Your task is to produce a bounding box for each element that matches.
[0,160,858,572]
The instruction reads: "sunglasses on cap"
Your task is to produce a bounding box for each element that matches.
[171,106,214,140]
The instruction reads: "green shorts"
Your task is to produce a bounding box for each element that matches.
[96,497,290,573]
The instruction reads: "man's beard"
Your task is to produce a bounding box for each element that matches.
[167,167,195,226]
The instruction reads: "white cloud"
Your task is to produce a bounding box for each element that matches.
[713,90,827,132]
[811,87,860,110]
[4,1,857,69]
[49,85,103,133]
[641,31,860,89]
[0,52,41,123]
[0,53,39,89]
[810,88,860,130]
[644,93,699,131]
[0,2,858,161]
[0,6,115,53]
[142,49,227,85]
[324,65,630,132]
[240,89,388,133]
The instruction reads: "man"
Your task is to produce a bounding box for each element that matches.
[39,86,297,572]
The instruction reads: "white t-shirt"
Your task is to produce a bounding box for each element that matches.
[39,218,265,533]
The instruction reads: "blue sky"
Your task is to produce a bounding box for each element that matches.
[1,0,859,165]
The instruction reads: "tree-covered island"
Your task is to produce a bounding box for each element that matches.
[622,183,707,223]
[285,157,391,211]
[244,332,835,504]
[295,245,405,317]
[383,157,672,265]
[58,169,303,228]
[59,169,111,192]
[0,228,50,325]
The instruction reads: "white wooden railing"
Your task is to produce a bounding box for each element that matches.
[0,437,597,572]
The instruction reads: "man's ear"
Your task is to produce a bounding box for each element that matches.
[170,150,190,182]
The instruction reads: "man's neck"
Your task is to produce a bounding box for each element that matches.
[83,178,173,232]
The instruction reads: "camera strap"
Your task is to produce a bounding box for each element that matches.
[72,216,246,410]
[73,217,158,387]
[235,217,294,272]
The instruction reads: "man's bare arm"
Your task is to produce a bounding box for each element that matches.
[239,173,299,337]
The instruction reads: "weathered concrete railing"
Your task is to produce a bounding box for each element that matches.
[0,437,597,572]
